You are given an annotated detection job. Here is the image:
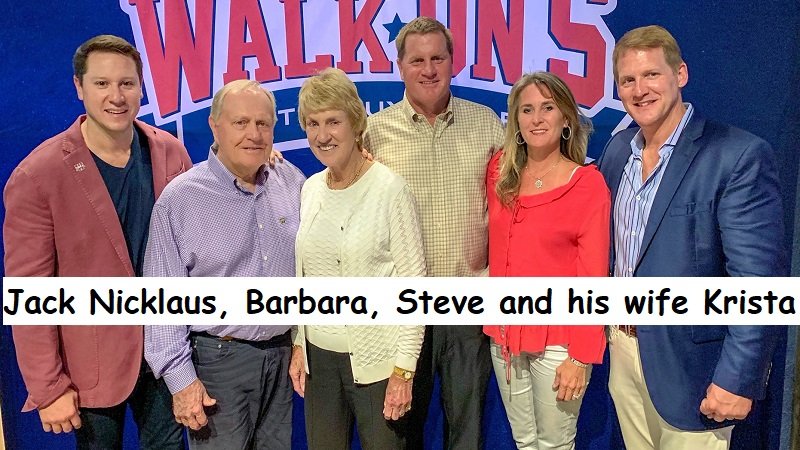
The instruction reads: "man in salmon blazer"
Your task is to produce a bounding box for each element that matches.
[3,35,192,449]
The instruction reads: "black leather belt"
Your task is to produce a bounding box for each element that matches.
[190,330,290,349]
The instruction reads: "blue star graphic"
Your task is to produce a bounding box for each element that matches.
[383,14,407,43]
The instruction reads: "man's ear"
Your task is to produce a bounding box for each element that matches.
[208,116,219,145]
[74,76,84,101]
[677,62,688,89]
[397,59,405,82]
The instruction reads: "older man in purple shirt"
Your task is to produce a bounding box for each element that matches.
[144,80,304,449]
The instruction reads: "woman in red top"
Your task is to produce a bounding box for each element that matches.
[484,72,610,450]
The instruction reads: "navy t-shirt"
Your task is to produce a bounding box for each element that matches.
[91,127,155,276]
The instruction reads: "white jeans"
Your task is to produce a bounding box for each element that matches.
[491,343,590,450]
[608,327,733,450]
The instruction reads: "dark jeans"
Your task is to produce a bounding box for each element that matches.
[405,325,491,450]
[188,332,292,450]
[75,361,183,450]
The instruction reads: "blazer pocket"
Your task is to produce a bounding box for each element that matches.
[668,200,713,216]
[690,325,726,344]
[61,327,101,390]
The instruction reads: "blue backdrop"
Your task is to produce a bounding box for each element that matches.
[1,1,798,449]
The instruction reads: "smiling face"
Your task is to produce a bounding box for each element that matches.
[304,109,359,172]
[397,32,453,117]
[517,83,568,155]
[208,88,274,182]
[74,51,142,139]
[616,47,688,139]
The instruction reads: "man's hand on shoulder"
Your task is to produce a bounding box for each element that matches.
[268,149,284,167]
[172,378,216,430]
[38,388,81,433]
[700,382,753,422]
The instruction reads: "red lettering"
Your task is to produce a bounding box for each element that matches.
[547,2,605,108]
[224,0,281,84]
[419,0,436,18]
[336,0,391,73]
[448,0,468,75]
[128,0,213,117]
[471,0,524,83]
[418,0,467,75]
[282,0,333,78]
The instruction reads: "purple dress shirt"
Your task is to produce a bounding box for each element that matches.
[144,148,305,393]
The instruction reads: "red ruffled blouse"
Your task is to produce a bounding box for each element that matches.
[483,151,611,364]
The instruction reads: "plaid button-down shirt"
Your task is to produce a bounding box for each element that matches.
[364,95,505,277]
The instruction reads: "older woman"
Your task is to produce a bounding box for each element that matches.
[484,72,610,450]
[288,68,426,450]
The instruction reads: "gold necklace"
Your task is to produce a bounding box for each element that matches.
[327,156,367,189]
[527,155,563,189]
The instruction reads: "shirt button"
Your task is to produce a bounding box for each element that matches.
[636,195,641,201]
[263,256,268,261]
[258,224,263,229]
[337,259,341,264]
[628,267,633,273]
[631,231,636,236]
[340,226,344,231]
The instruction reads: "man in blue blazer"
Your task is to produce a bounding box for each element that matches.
[596,25,786,449]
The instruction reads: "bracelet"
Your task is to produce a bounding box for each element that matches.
[569,357,589,368]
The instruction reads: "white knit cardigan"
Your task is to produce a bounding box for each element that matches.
[294,162,426,384]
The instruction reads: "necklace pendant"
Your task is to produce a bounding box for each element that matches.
[535,179,543,189]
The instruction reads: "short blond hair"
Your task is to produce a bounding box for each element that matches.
[613,25,683,81]
[209,79,277,125]
[297,68,367,148]
[395,16,453,60]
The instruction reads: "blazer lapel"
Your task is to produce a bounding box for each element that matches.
[138,120,169,198]
[63,119,135,276]
[604,145,628,207]
[598,136,631,273]
[635,116,706,270]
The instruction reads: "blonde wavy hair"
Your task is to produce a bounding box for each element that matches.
[496,72,592,205]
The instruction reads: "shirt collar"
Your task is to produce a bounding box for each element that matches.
[206,146,267,195]
[401,93,455,124]
[630,103,694,159]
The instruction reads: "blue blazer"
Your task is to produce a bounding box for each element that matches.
[596,113,787,431]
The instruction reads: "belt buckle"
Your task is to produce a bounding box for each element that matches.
[219,335,235,342]
[618,325,637,338]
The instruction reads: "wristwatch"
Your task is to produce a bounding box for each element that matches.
[393,366,415,381]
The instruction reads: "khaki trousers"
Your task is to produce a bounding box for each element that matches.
[608,327,733,450]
